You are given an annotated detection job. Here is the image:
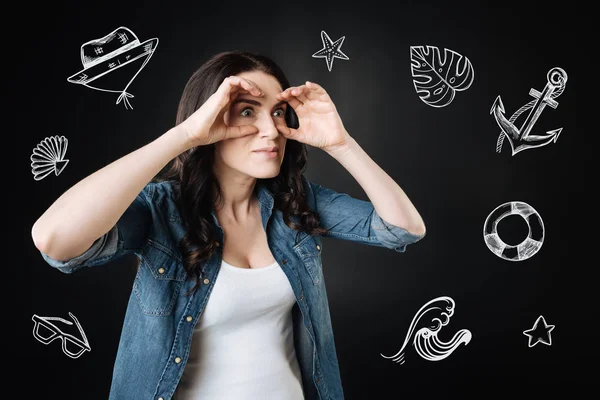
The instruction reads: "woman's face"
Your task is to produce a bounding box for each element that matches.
[214,70,288,179]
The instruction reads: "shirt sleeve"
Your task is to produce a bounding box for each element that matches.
[39,184,153,274]
[305,177,425,253]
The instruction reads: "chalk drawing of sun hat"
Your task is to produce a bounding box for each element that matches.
[67,26,158,109]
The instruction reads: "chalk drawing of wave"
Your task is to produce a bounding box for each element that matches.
[381,296,472,364]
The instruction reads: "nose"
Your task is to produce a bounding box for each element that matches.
[256,112,281,139]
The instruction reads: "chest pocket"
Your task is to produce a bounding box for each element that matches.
[293,233,324,285]
[133,241,186,316]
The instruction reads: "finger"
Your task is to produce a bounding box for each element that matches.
[276,124,306,144]
[226,78,265,111]
[212,76,259,114]
[305,80,328,100]
[226,124,259,139]
[276,85,303,99]
[222,76,262,99]
[275,90,287,101]
[275,124,295,138]
[276,88,292,101]
[291,85,309,104]
[286,96,304,111]
[234,76,264,98]
[238,77,264,97]
[277,88,304,111]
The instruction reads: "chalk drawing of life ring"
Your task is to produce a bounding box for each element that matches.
[483,201,544,261]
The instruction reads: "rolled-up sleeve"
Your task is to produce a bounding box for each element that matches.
[305,176,425,252]
[39,184,153,274]
[371,208,425,252]
[41,225,120,274]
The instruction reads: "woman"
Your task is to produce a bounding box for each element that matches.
[32,50,426,400]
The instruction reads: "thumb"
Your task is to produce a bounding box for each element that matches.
[225,124,258,139]
[276,124,294,138]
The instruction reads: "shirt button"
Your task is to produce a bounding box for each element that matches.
[317,377,321,383]
[203,278,210,284]
[300,295,304,301]
[158,397,164,400]
[316,245,321,250]
[308,324,312,329]
[282,259,287,265]
[186,315,193,322]
[158,267,165,274]
[215,242,220,247]
[174,357,182,364]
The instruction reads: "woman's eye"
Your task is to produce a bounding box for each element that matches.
[240,108,255,117]
[273,108,285,117]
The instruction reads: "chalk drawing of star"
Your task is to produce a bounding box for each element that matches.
[312,30,349,72]
[523,315,555,347]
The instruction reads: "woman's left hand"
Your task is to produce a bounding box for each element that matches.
[275,81,351,154]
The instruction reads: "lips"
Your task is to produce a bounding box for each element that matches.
[253,146,278,153]
[252,146,279,159]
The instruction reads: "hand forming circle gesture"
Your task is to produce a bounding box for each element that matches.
[179,76,263,147]
[275,81,351,154]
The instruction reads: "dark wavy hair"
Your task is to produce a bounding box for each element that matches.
[157,50,328,295]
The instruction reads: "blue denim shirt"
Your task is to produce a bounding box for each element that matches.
[40,175,425,400]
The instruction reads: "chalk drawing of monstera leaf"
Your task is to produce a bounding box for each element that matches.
[410,45,474,107]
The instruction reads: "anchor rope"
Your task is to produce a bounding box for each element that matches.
[496,80,566,153]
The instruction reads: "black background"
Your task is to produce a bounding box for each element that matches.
[17,0,579,399]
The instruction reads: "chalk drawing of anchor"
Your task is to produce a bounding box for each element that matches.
[491,67,568,156]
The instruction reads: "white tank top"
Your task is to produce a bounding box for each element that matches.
[173,259,305,400]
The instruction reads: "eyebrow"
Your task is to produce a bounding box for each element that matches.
[231,98,287,109]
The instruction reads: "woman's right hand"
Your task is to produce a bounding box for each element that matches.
[178,76,264,147]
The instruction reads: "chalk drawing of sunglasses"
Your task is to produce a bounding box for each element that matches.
[32,312,91,359]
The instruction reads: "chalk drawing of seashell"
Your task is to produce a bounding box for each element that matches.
[31,136,70,181]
